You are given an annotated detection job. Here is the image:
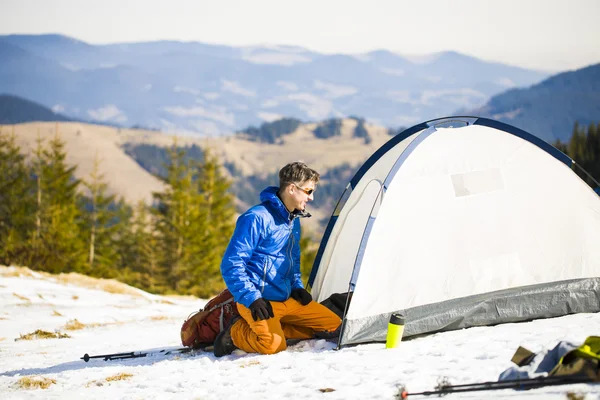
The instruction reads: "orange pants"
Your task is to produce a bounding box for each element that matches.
[230,297,341,355]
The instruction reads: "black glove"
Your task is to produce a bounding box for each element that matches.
[291,288,312,306]
[249,298,274,321]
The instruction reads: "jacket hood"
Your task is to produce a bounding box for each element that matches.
[260,186,290,221]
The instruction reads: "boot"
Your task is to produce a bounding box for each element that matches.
[214,317,240,357]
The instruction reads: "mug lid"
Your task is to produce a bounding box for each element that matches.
[389,313,405,325]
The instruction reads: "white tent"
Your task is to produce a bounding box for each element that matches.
[309,116,600,348]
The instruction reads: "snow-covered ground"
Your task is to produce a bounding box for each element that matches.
[1,265,599,400]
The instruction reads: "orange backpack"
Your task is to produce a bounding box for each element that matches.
[180,289,239,349]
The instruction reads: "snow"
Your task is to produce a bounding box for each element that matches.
[1,266,599,400]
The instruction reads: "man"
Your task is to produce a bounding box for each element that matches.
[214,161,341,357]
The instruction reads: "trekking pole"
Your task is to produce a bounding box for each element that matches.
[81,351,148,362]
[81,347,192,362]
[399,375,594,398]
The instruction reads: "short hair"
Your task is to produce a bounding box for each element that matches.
[279,161,320,188]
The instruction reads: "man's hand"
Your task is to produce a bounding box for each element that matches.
[291,288,312,306]
[249,298,274,321]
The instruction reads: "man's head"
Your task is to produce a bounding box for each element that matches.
[277,162,320,212]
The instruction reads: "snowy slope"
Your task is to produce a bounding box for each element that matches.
[1,266,599,400]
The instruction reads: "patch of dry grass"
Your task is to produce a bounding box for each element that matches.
[13,292,30,302]
[16,376,57,389]
[0,316,8,320]
[1,266,150,298]
[239,360,261,368]
[0,337,6,341]
[566,392,586,400]
[63,319,86,330]
[52,310,63,317]
[86,380,104,388]
[150,315,169,321]
[105,373,133,382]
[16,329,71,341]
[56,272,147,297]
[164,294,199,301]
[98,281,138,295]
[1,266,186,308]
[63,319,121,330]
[0,266,38,278]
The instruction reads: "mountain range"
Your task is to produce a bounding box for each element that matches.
[2,61,599,233]
[471,63,600,143]
[0,34,548,136]
[0,94,72,124]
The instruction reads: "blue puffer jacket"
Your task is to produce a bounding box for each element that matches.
[221,186,304,308]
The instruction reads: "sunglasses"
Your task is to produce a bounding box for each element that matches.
[293,183,315,195]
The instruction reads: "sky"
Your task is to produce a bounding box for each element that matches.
[1,0,599,71]
[1,265,600,399]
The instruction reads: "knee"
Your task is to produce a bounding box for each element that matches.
[260,338,287,355]
[261,346,285,355]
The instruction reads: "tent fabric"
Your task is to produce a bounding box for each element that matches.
[308,116,600,348]
[341,278,600,346]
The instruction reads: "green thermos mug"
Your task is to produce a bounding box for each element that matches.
[385,313,405,348]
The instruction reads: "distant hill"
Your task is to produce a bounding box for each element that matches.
[237,116,375,145]
[0,121,166,206]
[0,34,548,135]
[468,63,600,143]
[0,94,71,124]
[238,118,303,143]
[1,119,393,234]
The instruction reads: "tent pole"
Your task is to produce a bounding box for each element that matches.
[335,284,355,350]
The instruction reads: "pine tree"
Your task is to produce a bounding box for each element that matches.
[0,128,35,265]
[562,121,600,190]
[568,122,586,165]
[584,123,600,184]
[151,144,236,296]
[27,127,85,273]
[79,153,120,277]
[188,149,235,297]
[153,144,207,293]
[116,200,165,293]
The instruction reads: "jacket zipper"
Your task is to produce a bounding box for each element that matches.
[286,223,294,297]
[261,257,268,294]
